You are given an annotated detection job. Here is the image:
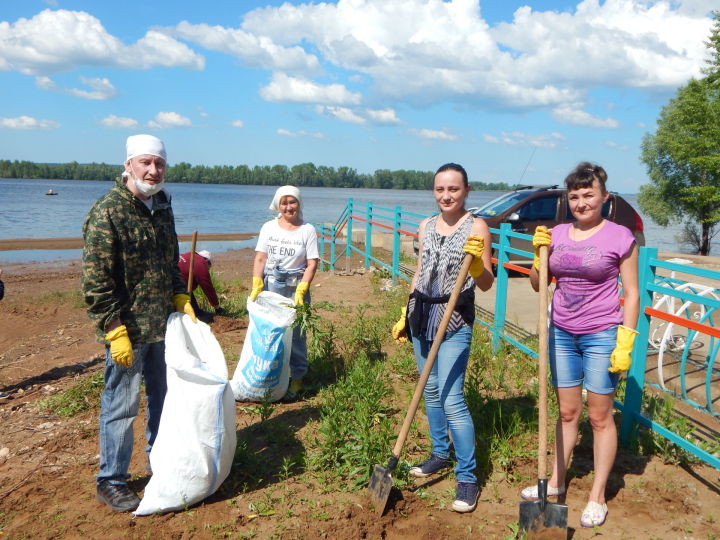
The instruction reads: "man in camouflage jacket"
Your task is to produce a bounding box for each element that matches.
[82,134,196,513]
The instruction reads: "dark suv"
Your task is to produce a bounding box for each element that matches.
[472,185,644,265]
[413,185,645,264]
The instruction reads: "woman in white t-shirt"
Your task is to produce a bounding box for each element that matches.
[250,185,319,401]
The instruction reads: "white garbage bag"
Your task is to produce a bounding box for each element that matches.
[230,291,297,402]
[134,313,237,515]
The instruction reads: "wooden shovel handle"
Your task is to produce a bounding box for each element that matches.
[186,231,198,294]
[391,253,474,459]
[538,245,550,480]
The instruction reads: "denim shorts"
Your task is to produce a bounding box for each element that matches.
[549,324,619,395]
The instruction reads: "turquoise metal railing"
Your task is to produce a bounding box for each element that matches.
[315,201,720,469]
[619,247,720,468]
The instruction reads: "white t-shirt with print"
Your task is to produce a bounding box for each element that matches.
[255,219,319,274]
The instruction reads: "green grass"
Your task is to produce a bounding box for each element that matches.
[38,372,104,416]
[38,289,85,309]
[306,350,397,490]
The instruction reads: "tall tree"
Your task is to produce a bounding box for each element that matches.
[639,12,720,255]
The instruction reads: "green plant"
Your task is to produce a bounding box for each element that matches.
[635,394,701,465]
[248,491,277,517]
[238,388,275,423]
[307,351,398,490]
[38,372,104,416]
[219,439,263,496]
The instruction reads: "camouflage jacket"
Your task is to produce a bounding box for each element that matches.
[82,178,185,345]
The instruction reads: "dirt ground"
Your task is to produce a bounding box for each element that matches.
[1,248,719,540]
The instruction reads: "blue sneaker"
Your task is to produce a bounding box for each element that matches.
[451,482,479,513]
[409,454,451,478]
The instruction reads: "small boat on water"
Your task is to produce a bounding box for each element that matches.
[46,189,57,196]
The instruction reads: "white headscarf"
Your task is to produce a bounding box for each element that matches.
[126,134,167,162]
[198,250,212,264]
[269,185,303,220]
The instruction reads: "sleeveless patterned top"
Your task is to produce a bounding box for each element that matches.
[407,214,475,341]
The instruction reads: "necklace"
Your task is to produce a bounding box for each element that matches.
[571,219,604,241]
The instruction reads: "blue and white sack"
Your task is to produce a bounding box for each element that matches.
[230,291,297,402]
[135,313,236,515]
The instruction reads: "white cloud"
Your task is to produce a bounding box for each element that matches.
[166,21,320,75]
[671,0,718,17]
[492,2,711,89]
[408,128,457,141]
[551,106,619,129]
[313,104,401,125]
[315,105,366,124]
[35,75,117,100]
[100,115,139,129]
[0,115,60,129]
[0,9,204,76]
[237,0,712,112]
[277,128,325,139]
[260,73,362,105]
[230,120,244,128]
[486,131,566,148]
[636,121,647,128]
[147,111,192,129]
[365,107,400,125]
[605,140,630,150]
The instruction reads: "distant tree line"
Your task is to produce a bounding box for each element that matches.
[0,159,520,191]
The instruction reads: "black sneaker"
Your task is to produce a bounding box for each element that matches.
[408,454,451,478]
[451,482,479,513]
[96,482,140,512]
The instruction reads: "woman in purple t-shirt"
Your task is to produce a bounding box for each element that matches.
[520,162,639,529]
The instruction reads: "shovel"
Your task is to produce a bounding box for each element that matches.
[519,244,568,538]
[186,231,198,294]
[368,253,473,515]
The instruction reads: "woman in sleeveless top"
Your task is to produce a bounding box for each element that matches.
[392,163,493,513]
[521,163,639,528]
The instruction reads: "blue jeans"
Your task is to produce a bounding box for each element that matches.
[264,274,309,381]
[412,325,476,484]
[549,325,619,395]
[97,341,167,485]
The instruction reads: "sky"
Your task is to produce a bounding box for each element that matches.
[0,0,717,193]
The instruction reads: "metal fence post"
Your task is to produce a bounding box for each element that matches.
[365,202,373,269]
[620,246,657,447]
[318,224,326,272]
[492,223,511,352]
[392,206,401,285]
[330,225,337,271]
[346,198,353,259]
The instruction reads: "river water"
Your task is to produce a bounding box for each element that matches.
[0,178,713,263]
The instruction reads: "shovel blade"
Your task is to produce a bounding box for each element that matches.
[368,464,393,515]
[519,499,568,539]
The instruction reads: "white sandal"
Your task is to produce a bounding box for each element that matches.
[519,483,565,501]
[580,501,608,528]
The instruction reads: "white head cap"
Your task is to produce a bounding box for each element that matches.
[126,134,167,162]
[269,185,302,219]
[198,250,212,264]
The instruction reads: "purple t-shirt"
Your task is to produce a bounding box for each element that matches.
[549,221,635,334]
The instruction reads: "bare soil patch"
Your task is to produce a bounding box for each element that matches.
[0,248,719,539]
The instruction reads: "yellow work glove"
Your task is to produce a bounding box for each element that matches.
[533,226,552,271]
[105,325,133,368]
[391,306,408,343]
[173,293,197,323]
[608,325,639,373]
[294,281,310,305]
[249,277,264,302]
[463,235,485,279]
